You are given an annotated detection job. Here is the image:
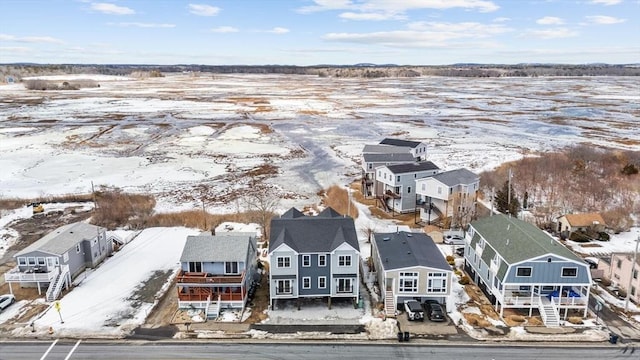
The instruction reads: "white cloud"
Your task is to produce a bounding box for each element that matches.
[188,4,220,16]
[267,27,290,34]
[536,16,564,25]
[493,17,511,22]
[339,11,405,21]
[0,46,31,53]
[90,2,135,15]
[108,22,175,28]
[210,26,239,33]
[585,15,626,24]
[323,21,510,48]
[590,0,622,5]
[525,27,579,39]
[298,0,499,16]
[0,34,64,44]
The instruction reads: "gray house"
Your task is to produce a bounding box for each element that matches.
[464,215,591,327]
[372,231,452,317]
[176,232,258,319]
[268,207,360,309]
[5,222,110,301]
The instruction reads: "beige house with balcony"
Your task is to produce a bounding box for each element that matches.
[598,252,640,305]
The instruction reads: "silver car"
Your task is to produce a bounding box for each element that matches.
[0,294,16,311]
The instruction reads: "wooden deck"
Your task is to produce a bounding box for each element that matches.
[176,271,245,285]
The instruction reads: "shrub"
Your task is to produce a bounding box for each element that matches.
[446,255,455,265]
[569,231,591,242]
[568,316,583,325]
[459,276,470,285]
[597,232,610,241]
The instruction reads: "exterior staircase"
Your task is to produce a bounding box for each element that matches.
[46,265,70,302]
[539,297,560,327]
[206,294,221,320]
[384,290,396,317]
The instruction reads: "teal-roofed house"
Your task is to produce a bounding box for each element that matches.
[464,214,591,327]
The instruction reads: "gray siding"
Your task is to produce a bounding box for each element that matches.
[505,260,591,284]
[298,254,331,296]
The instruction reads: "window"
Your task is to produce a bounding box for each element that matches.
[407,186,411,194]
[188,262,202,273]
[276,280,292,295]
[277,256,291,268]
[561,267,577,277]
[302,277,311,289]
[337,278,352,293]
[394,186,400,194]
[18,257,26,266]
[542,286,555,292]
[28,257,36,266]
[76,244,81,253]
[302,255,311,267]
[399,272,418,293]
[225,262,239,274]
[632,286,636,296]
[437,187,442,194]
[396,176,400,182]
[318,276,326,289]
[634,270,638,280]
[338,255,351,267]
[617,259,622,269]
[37,257,45,266]
[318,255,326,267]
[368,163,372,169]
[427,272,447,293]
[516,267,532,277]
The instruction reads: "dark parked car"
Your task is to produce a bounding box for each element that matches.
[404,300,424,321]
[455,247,465,257]
[424,300,446,322]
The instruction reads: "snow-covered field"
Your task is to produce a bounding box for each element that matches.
[1,74,639,339]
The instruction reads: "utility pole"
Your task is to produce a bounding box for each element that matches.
[507,168,512,216]
[625,229,640,313]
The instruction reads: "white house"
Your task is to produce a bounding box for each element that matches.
[415,168,479,228]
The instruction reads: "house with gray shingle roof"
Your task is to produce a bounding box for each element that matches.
[374,161,441,214]
[372,231,452,317]
[464,214,591,327]
[5,222,110,301]
[268,207,360,308]
[379,138,428,160]
[415,168,479,228]
[176,232,258,318]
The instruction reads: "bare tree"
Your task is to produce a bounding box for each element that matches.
[244,184,280,241]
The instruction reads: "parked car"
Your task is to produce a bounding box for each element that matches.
[455,247,465,257]
[404,300,424,321]
[424,300,446,322]
[443,234,465,245]
[0,294,16,311]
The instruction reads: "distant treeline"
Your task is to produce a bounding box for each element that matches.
[2,63,639,81]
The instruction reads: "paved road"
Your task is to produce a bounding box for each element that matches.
[0,341,636,360]
[590,293,640,341]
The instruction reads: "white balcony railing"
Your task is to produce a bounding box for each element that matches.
[4,266,58,283]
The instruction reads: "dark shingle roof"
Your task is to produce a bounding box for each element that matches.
[280,207,305,218]
[269,207,359,253]
[386,161,440,174]
[430,168,478,186]
[363,153,415,163]
[15,222,104,257]
[180,232,255,262]
[373,231,450,271]
[379,138,421,148]
[470,214,582,265]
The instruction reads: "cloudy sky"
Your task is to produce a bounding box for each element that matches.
[0,0,637,65]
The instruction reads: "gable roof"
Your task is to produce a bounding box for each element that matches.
[363,152,415,164]
[362,144,411,155]
[280,207,305,218]
[269,207,359,253]
[379,138,422,148]
[373,231,450,272]
[470,214,582,265]
[386,161,440,175]
[180,232,255,263]
[428,168,479,187]
[15,222,104,257]
[562,213,606,227]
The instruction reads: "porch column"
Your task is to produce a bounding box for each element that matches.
[37,281,42,295]
[8,282,13,295]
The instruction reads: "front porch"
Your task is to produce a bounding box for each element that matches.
[497,284,590,323]
[176,271,247,311]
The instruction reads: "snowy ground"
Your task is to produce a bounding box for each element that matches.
[1,74,639,340]
[567,227,640,258]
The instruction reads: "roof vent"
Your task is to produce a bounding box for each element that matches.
[407,233,412,237]
[506,238,509,246]
[507,224,510,231]
[383,237,390,241]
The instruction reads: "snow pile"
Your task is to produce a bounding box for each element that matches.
[365,317,398,340]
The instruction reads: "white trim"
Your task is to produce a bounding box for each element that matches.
[515,266,532,277]
[318,276,326,289]
[302,255,311,267]
[302,276,311,289]
[318,255,327,267]
[561,267,578,278]
[276,256,291,269]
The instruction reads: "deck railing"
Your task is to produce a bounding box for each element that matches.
[4,266,58,283]
[176,271,245,285]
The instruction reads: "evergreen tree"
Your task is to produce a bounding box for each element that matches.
[494,181,521,215]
